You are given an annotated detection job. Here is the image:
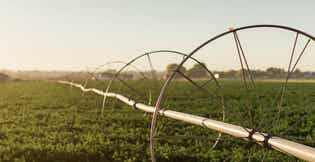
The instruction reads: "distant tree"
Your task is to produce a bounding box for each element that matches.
[292,68,302,78]
[251,69,266,78]
[166,63,186,73]
[164,63,186,79]
[212,67,314,79]
[294,68,302,74]
[222,70,238,78]
[0,73,10,81]
[266,67,285,78]
[98,69,118,80]
[104,69,117,73]
[187,63,208,78]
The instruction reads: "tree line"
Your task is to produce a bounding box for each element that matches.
[165,63,315,79]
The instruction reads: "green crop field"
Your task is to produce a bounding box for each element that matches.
[0,80,314,162]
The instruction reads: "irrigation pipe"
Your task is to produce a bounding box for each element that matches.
[58,80,315,162]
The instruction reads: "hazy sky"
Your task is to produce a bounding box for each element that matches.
[1,0,315,71]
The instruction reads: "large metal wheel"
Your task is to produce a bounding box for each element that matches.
[150,25,315,161]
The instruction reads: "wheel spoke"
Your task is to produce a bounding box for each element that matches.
[233,31,248,89]
[278,37,311,113]
[290,39,311,73]
[235,32,256,87]
[147,54,158,80]
[200,78,214,88]
[233,31,255,128]
[278,33,299,113]
[116,77,146,100]
[176,70,211,95]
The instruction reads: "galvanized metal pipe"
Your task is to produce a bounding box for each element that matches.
[58,80,315,162]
